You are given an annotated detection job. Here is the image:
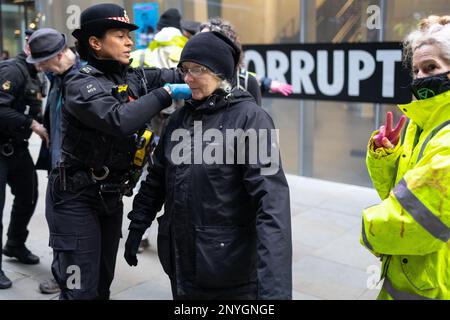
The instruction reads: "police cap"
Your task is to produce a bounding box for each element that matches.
[72,3,138,40]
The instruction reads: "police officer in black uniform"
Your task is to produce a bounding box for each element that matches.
[0,31,49,289]
[46,3,189,299]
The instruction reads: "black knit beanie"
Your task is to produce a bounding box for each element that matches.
[157,8,182,31]
[178,31,241,82]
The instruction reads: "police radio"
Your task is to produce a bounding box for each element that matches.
[133,128,153,167]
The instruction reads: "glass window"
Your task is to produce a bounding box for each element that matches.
[300,0,384,186]
[261,97,300,175]
[39,0,448,187]
[385,0,450,41]
[207,0,222,18]
[1,2,28,58]
[311,101,374,187]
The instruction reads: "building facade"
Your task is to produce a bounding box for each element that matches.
[0,0,36,58]
[4,0,450,187]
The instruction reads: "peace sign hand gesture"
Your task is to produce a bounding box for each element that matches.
[373,112,407,149]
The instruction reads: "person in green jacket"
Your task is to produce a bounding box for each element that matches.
[361,15,450,300]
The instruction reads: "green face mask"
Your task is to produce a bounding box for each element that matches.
[411,71,450,100]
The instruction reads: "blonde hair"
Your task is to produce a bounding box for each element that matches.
[403,15,450,67]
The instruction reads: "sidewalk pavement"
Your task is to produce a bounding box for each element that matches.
[0,136,382,300]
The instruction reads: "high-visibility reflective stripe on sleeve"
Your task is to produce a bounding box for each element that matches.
[361,218,374,251]
[383,277,434,300]
[393,179,450,242]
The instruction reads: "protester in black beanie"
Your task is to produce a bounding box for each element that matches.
[178,31,240,82]
[126,23,292,301]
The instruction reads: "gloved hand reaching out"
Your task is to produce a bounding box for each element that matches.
[164,83,192,100]
[124,229,143,267]
[373,112,407,149]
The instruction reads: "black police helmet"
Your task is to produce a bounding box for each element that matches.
[72,3,138,40]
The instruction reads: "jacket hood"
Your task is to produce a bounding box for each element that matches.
[398,89,450,129]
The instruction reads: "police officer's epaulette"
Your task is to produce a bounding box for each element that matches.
[79,65,102,76]
[79,65,93,74]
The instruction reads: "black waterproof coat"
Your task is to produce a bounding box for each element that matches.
[128,89,292,299]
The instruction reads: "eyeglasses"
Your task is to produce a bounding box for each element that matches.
[179,66,208,77]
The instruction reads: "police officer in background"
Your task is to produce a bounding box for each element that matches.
[46,3,190,299]
[0,30,49,289]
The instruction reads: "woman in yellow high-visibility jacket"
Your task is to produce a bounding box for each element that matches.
[361,15,450,300]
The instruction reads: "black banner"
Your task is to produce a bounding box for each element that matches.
[243,42,412,104]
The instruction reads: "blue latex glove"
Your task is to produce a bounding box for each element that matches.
[164,83,192,100]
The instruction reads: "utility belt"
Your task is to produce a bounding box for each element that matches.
[56,162,127,194]
[55,163,97,192]
[55,162,127,216]
[58,123,152,196]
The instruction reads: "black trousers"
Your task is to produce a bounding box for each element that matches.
[0,147,38,270]
[46,170,122,300]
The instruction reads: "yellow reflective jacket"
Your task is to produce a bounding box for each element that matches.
[130,27,187,68]
[362,90,450,300]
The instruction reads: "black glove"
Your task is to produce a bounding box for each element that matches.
[124,229,143,267]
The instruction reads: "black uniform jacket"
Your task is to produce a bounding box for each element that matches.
[0,52,43,143]
[128,89,292,299]
[61,55,184,173]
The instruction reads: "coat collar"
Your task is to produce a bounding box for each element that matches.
[398,90,450,129]
[185,88,255,114]
[185,89,230,114]
[86,53,129,81]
